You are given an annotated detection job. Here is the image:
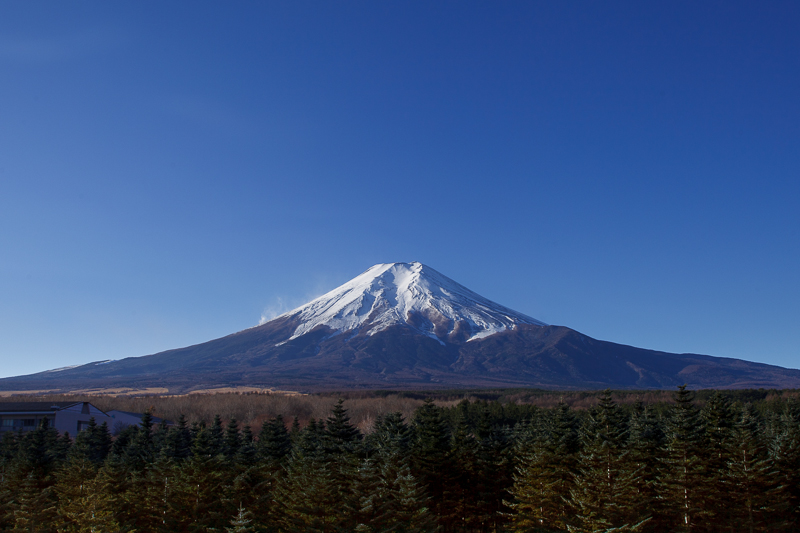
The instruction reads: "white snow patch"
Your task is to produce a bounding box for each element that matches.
[43,365,81,373]
[273,262,546,343]
[467,328,506,342]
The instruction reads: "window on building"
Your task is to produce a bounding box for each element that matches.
[0,419,35,428]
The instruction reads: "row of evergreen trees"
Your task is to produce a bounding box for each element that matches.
[1,387,799,532]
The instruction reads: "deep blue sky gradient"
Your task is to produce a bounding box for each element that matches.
[1,2,798,378]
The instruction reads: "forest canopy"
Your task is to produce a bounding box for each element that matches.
[1,387,798,532]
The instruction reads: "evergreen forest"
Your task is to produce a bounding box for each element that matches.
[2,387,800,533]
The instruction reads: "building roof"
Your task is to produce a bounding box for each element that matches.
[0,402,81,413]
[107,410,170,424]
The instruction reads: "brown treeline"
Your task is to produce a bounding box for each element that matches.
[10,387,795,432]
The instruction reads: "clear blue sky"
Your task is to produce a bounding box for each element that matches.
[1,1,798,379]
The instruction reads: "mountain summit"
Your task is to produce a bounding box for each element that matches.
[2,262,800,393]
[280,262,545,344]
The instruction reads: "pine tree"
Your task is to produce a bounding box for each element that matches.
[224,423,270,531]
[663,385,707,532]
[627,400,668,533]
[699,392,736,528]
[116,468,156,532]
[726,403,770,533]
[15,417,64,479]
[273,406,363,533]
[6,418,64,533]
[91,455,136,532]
[0,431,19,530]
[568,391,648,533]
[0,429,18,467]
[54,456,119,533]
[410,399,453,529]
[190,420,203,442]
[358,411,437,531]
[324,400,362,530]
[152,419,170,456]
[325,399,362,453]
[226,503,255,533]
[122,410,156,471]
[224,418,242,459]
[56,431,72,463]
[0,474,13,531]
[766,400,800,531]
[290,416,301,442]
[508,401,579,533]
[13,470,58,533]
[169,441,231,533]
[257,414,292,465]
[208,414,226,457]
[236,430,280,532]
[161,414,192,461]
[354,452,437,533]
[109,424,138,460]
[273,447,344,532]
[446,405,511,532]
[496,426,521,530]
[367,412,412,456]
[139,454,181,533]
[79,474,120,533]
[236,424,258,466]
[295,418,326,457]
[68,418,112,466]
[54,455,95,531]
[448,413,480,531]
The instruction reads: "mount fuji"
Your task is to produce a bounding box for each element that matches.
[2,262,800,393]
[276,262,545,344]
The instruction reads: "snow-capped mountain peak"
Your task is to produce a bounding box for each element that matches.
[277,262,546,343]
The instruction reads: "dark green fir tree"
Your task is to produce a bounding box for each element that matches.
[410,398,453,529]
[224,418,242,459]
[568,391,648,533]
[663,385,707,532]
[766,400,800,531]
[257,414,292,466]
[161,414,192,461]
[727,403,770,533]
[226,502,255,533]
[627,400,668,533]
[699,392,736,527]
[508,400,579,533]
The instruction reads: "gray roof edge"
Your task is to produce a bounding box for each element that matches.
[0,401,110,416]
[107,410,167,423]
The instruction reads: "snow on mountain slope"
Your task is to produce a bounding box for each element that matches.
[277,262,546,343]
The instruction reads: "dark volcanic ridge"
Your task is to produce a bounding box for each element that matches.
[2,262,798,393]
[3,321,799,394]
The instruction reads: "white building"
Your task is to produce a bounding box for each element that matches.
[0,401,113,436]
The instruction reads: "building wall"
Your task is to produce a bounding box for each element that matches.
[52,409,113,436]
[107,410,146,433]
[0,414,55,432]
[0,403,113,436]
